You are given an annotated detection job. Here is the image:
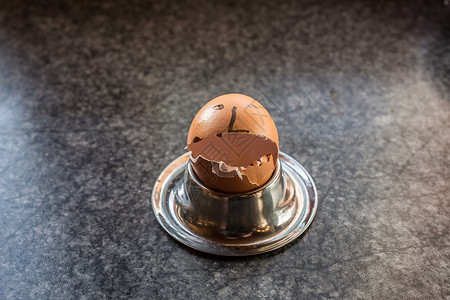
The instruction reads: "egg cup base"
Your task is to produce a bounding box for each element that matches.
[151,151,318,256]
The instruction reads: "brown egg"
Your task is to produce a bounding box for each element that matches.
[187,94,279,194]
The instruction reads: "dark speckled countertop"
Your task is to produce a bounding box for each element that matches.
[0,1,449,299]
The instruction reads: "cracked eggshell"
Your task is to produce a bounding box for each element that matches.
[187,94,279,194]
[191,153,277,194]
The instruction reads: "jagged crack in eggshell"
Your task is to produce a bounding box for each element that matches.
[190,154,276,194]
[187,132,279,167]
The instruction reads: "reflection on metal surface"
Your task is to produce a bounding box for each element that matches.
[151,151,318,256]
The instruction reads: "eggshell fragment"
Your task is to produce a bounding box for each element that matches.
[187,94,279,194]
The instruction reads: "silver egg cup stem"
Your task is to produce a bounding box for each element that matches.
[152,151,318,256]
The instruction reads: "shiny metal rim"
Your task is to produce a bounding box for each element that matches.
[151,151,318,256]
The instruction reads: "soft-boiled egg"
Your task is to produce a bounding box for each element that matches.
[187,94,279,193]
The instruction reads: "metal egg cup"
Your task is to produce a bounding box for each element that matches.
[152,151,318,256]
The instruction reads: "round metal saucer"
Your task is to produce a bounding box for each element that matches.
[151,151,318,256]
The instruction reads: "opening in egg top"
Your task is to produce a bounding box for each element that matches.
[187,94,279,194]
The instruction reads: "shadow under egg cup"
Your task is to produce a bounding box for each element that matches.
[152,151,318,256]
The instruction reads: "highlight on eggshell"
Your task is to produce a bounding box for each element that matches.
[186,93,279,194]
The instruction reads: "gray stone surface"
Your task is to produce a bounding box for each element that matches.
[0,0,449,299]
